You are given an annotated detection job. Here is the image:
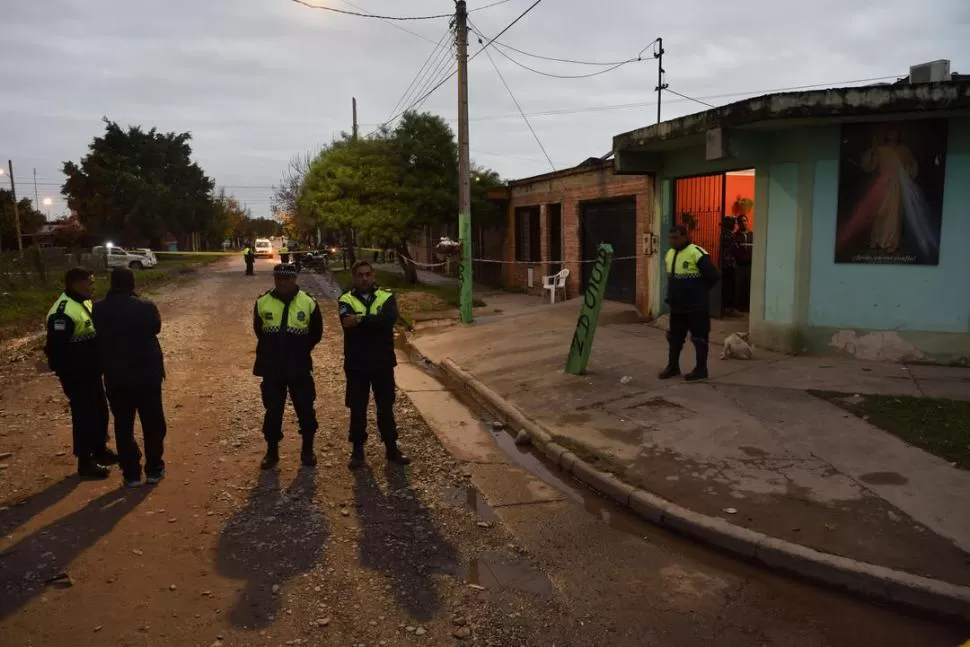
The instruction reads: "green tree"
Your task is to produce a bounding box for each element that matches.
[0,189,46,250]
[61,118,215,246]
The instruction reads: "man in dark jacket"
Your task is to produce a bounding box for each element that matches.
[253,263,323,469]
[45,267,117,479]
[660,225,720,381]
[92,268,168,486]
[338,261,410,469]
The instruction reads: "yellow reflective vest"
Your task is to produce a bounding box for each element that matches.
[47,293,96,342]
[256,290,317,335]
[337,289,393,317]
[665,243,708,279]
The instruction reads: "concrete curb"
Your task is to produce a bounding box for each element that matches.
[437,357,970,621]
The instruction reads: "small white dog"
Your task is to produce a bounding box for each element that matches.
[721,332,753,360]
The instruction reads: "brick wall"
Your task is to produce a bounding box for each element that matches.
[500,165,654,312]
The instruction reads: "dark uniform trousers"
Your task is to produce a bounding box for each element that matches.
[107,381,167,478]
[261,374,318,443]
[60,375,109,458]
[668,312,711,371]
[345,366,397,446]
[245,260,254,275]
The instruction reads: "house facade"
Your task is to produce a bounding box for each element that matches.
[495,158,654,313]
[613,76,970,363]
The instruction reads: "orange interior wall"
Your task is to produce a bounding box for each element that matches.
[725,174,755,229]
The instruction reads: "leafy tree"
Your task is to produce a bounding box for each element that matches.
[61,118,215,247]
[0,189,46,250]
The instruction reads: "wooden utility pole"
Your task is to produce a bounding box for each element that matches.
[352,97,359,141]
[456,0,473,324]
[7,160,23,256]
[654,37,667,125]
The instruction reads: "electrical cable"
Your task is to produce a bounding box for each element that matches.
[484,34,643,66]
[404,43,457,114]
[369,0,545,134]
[289,0,451,20]
[342,0,440,45]
[469,0,517,11]
[387,27,454,120]
[664,87,716,109]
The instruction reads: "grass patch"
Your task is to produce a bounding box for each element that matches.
[813,391,970,470]
[0,258,217,342]
[335,268,485,317]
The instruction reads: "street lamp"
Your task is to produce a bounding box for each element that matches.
[42,197,53,219]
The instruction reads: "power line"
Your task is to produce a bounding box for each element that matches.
[482,37,642,79]
[387,26,454,120]
[664,87,715,109]
[478,39,557,172]
[469,0,517,11]
[289,0,451,20]
[483,36,638,67]
[404,41,457,114]
[370,0,545,134]
[342,0,439,45]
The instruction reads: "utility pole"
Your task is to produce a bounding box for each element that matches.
[33,168,39,207]
[456,0,473,324]
[7,160,23,256]
[653,37,667,125]
[352,97,359,141]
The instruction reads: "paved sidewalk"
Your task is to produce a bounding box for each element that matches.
[410,297,970,588]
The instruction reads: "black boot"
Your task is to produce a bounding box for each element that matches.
[659,344,682,379]
[685,338,709,381]
[260,444,280,470]
[93,447,119,466]
[348,444,365,470]
[385,444,411,466]
[301,436,318,467]
[77,458,110,480]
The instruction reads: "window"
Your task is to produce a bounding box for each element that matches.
[514,207,540,262]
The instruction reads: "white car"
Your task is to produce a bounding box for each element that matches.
[254,238,273,258]
[135,248,158,265]
[92,246,157,270]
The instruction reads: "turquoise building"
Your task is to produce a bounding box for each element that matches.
[613,78,970,363]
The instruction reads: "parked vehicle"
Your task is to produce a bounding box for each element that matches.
[135,248,158,264]
[254,238,273,258]
[92,246,157,270]
[300,250,330,273]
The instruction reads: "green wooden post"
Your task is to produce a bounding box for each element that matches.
[458,211,473,323]
[564,243,614,375]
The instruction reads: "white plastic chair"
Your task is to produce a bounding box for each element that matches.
[542,268,570,304]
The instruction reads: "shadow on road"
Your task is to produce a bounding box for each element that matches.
[352,463,459,622]
[0,476,80,538]
[216,468,328,629]
[0,485,149,621]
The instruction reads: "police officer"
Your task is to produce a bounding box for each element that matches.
[44,267,117,479]
[279,242,290,264]
[659,225,720,381]
[243,243,255,275]
[253,263,323,469]
[339,260,410,469]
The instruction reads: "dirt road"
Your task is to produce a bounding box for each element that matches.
[0,260,965,646]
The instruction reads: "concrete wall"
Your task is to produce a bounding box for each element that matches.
[648,116,970,363]
[502,166,653,313]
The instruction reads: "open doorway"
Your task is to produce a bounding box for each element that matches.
[673,170,755,325]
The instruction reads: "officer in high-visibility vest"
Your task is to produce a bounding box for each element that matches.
[279,242,291,264]
[253,263,323,469]
[339,260,410,469]
[243,243,255,275]
[660,225,720,381]
[44,267,117,479]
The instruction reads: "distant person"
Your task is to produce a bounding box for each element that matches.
[279,242,291,264]
[720,216,739,315]
[253,263,323,469]
[92,268,167,487]
[44,267,117,479]
[243,243,255,275]
[659,226,720,381]
[339,261,410,469]
[734,215,753,313]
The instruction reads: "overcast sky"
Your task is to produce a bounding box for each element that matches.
[1,0,967,221]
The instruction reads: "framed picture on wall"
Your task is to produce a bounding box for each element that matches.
[834,119,948,265]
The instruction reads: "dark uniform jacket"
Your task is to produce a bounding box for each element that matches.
[665,243,721,314]
[92,289,165,387]
[44,290,100,378]
[252,289,324,380]
[338,288,398,370]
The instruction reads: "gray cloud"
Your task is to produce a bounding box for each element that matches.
[1,0,967,219]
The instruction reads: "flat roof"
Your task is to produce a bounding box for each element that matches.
[614,80,970,152]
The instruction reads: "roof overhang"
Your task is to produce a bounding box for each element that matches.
[613,81,970,157]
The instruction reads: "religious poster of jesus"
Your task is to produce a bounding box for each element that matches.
[834,119,948,265]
